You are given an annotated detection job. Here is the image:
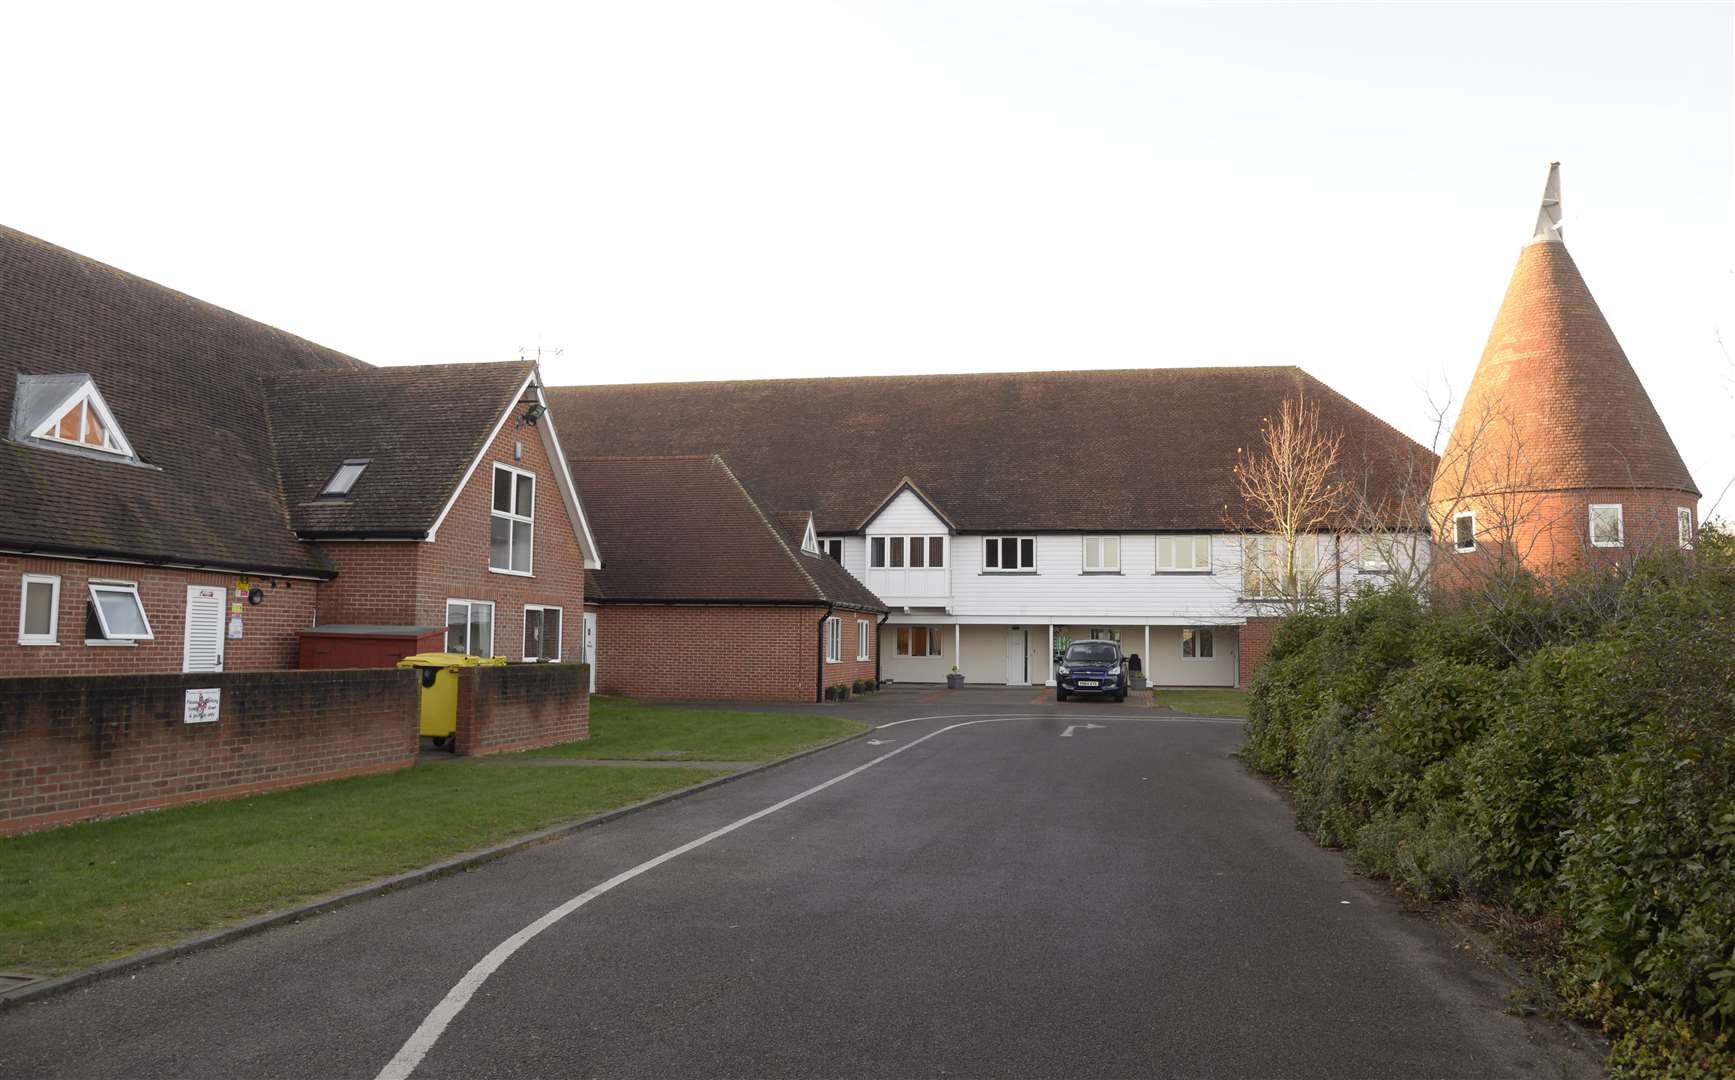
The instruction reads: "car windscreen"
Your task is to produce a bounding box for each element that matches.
[1064,643,1118,665]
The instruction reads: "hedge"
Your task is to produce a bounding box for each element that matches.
[1245,525,1735,1077]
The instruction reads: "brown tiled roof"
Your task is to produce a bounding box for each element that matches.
[574,455,887,611]
[1432,239,1698,505]
[266,361,534,537]
[0,225,362,576]
[548,367,1431,533]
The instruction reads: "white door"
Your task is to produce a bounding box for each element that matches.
[183,586,225,673]
[1006,628,1027,685]
[582,611,598,693]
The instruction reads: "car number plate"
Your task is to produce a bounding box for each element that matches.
[1078,680,1099,687]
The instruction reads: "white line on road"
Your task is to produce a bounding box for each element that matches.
[373,715,1013,1080]
[1059,723,1106,737]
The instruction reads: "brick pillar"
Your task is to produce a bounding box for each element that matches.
[1238,617,1283,686]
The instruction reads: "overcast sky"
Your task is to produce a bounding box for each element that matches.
[5,2,1731,514]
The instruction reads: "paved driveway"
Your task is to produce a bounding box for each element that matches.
[0,694,1596,1079]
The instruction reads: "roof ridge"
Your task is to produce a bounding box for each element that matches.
[545,364,1307,395]
[709,454,826,605]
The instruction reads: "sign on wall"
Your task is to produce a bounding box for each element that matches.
[184,688,221,724]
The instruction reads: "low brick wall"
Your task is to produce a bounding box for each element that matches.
[454,662,590,757]
[0,669,418,835]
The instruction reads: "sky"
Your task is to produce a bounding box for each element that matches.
[4,2,1731,515]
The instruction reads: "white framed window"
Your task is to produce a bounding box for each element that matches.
[29,379,135,459]
[983,536,1036,572]
[1453,511,1477,553]
[320,459,369,498]
[801,519,820,555]
[822,538,844,563]
[869,535,945,569]
[895,626,943,656]
[1242,536,1320,600]
[1180,627,1215,659]
[1590,504,1624,548]
[857,619,871,661]
[86,581,153,642]
[446,599,495,657]
[1679,507,1695,549]
[18,574,60,645]
[523,604,562,662]
[825,616,842,663]
[1156,535,1212,573]
[1360,541,1392,573]
[490,464,535,575]
[1082,536,1121,573]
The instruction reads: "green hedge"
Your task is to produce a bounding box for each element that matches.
[1246,526,1735,1076]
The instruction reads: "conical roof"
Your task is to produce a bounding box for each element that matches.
[1432,166,1697,506]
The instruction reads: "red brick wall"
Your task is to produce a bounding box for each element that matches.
[0,555,320,677]
[1238,617,1282,687]
[453,662,590,757]
[0,668,417,835]
[1435,487,1697,588]
[315,543,421,626]
[824,612,879,694]
[595,605,831,703]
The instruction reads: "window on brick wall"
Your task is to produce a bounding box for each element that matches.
[1590,504,1624,548]
[825,617,842,663]
[857,619,871,661]
[18,573,60,645]
[895,626,942,656]
[490,464,535,574]
[85,581,152,643]
[524,605,562,662]
[1680,507,1695,549]
[1454,512,1476,553]
[446,598,495,657]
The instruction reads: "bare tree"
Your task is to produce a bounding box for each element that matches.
[1228,395,1351,613]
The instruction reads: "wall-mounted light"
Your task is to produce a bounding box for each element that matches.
[522,402,546,426]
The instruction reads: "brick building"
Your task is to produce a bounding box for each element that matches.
[1,225,599,678]
[1430,164,1701,580]
[575,455,887,702]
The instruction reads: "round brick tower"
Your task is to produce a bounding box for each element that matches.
[1430,164,1700,579]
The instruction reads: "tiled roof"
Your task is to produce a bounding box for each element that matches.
[1432,239,1698,505]
[0,225,362,576]
[266,361,534,537]
[574,455,887,611]
[548,367,1432,533]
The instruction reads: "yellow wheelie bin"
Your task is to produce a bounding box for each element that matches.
[397,652,507,750]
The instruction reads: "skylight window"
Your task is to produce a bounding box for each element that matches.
[16,375,136,460]
[321,459,369,498]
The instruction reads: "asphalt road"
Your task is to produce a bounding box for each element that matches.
[0,695,1598,1079]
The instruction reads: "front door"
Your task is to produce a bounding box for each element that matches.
[582,610,598,693]
[1006,627,1028,685]
[182,585,225,673]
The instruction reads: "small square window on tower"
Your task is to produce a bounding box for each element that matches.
[1453,512,1476,553]
[1679,507,1695,549]
[1590,504,1624,548]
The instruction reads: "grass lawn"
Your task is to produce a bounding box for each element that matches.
[520,696,869,761]
[1151,688,1252,718]
[0,762,721,977]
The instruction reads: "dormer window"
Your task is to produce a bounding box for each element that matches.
[320,459,369,498]
[13,374,137,461]
[801,518,820,555]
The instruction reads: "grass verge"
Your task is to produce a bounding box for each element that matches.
[1151,688,1251,718]
[0,763,721,976]
[519,696,868,761]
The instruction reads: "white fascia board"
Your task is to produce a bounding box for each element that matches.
[531,376,603,569]
[426,369,536,545]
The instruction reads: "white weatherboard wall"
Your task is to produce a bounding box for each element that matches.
[951,533,1246,622]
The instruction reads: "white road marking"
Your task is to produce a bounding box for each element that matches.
[375,708,1243,1079]
[865,738,895,745]
[1059,723,1107,737]
[374,715,1013,1080]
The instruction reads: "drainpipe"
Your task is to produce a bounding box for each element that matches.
[815,605,835,703]
[875,610,890,686]
[1333,534,1343,613]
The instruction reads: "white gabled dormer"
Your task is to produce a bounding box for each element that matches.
[11,374,138,462]
[800,515,821,555]
[861,478,953,605]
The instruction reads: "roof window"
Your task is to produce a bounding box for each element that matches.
[320,459,370,498]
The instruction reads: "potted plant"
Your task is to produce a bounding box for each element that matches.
[836,683,851,701]
[946,666,965,690]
